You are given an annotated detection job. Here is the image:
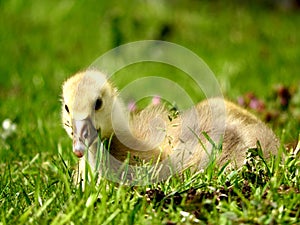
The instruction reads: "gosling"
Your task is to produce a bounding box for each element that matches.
[62,70,279,182]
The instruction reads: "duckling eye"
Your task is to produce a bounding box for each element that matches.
[95,98,103,111]
[65,104,70,113]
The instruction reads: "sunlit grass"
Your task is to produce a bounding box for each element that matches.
[1,142,299,224]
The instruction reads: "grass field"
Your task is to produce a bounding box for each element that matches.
[0,0,300,224]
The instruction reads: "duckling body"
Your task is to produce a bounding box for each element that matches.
[62,70,279,182]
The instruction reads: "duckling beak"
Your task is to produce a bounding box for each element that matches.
[72,117,98,158]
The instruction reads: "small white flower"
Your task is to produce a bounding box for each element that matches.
[2,119,12,130]
[1,118,17,139]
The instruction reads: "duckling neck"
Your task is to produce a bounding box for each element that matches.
[110,97,131,134]
[109,134,165,163]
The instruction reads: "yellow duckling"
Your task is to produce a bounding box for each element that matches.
[62,70,279,183]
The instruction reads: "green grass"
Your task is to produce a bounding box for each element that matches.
[0,0,300,224]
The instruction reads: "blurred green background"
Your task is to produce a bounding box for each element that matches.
[0,0,299,163]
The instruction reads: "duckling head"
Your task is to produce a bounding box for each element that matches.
[62,70,117,158]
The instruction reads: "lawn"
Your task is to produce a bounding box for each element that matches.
[0,0,299,224]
